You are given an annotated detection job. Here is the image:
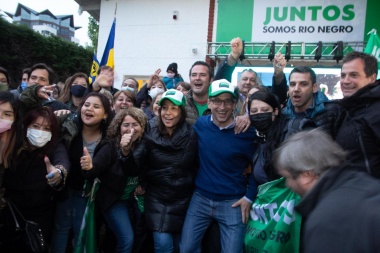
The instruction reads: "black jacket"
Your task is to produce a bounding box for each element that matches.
[81,139,140,214]
[335,81,380,178]
[296,166,380,253]
[133,117,198,233]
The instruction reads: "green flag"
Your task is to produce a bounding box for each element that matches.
[74,178,100,253]
[364,29,380,69]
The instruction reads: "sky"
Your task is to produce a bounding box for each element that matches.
[0,0,91,46]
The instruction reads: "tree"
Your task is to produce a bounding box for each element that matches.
[88,16,99,53]
[0,18,92,88]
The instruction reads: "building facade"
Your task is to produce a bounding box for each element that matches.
[75,0,380,89]
[10,3,80,44]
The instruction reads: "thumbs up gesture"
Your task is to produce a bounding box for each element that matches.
[120,128,135,155]
[45,156,61,186]
[80,147,93,171]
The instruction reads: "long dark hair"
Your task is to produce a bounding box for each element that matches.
[12,107,60,166]
[0,92,19,168]
[248,91,287,181]
[157,102,187,136]
[77,92,114,137]
[58,72,89,103]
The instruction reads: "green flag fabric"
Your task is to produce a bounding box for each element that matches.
[364,30,380,69]
[74,178,100,253]
[244,178,302,253]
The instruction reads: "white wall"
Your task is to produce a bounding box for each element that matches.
[97,0,211,89]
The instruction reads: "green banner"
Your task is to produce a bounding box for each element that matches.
[364,30,380,69]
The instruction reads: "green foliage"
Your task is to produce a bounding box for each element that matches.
[88,16,99,52]
[0,18,93,89]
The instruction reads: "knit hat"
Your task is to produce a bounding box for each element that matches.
[166,63,178,74]
[158,89,186,106]
[208,79,237,98]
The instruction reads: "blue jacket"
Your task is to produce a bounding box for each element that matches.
[163,76,183,89]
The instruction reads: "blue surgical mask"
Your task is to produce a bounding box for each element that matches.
[71,85,87,97]
[167,73,175,78]
[121,86,136,93]
[21,81,28,90]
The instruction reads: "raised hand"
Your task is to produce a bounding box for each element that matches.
[80,147,93,171]
[274,52,286,73]
[93,72,113,90]
[230,37,243,60]
[37,85,55,100]
[148,69,161,88]
[120,128,135,155]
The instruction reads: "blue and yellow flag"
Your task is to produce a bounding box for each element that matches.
[89,54,100,84]
[99,18,116,69]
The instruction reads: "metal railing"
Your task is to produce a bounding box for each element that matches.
[207,41,366,61]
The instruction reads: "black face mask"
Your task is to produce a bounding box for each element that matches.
[70,85,87,97]
[249,112,273,133]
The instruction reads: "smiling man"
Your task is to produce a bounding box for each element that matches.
[335,51,380,178]
[282,66,344,139]
[181,79,257,253]
[20,63,69,111]
[185,61,214,125]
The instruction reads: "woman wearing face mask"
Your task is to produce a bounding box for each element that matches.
[80,108,146,253]
[0,107,70,252]
[0,92,19,213]
[113,90,137,114]
[51,92,114,253]
[58,72,89,113]
[136,69,167,117]
[128,89,197,253]
[248,91,288,185]
[163,63,184,89]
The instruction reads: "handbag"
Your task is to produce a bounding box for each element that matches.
[244,177,302,253]
[6,199,46,253]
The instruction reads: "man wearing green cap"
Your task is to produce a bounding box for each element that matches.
[181,79,257,253]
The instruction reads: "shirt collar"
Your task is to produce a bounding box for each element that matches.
[210,115,236,130]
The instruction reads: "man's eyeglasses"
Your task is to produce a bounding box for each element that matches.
[210,98,235,106]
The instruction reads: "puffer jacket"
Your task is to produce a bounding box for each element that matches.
[133,117,198,233]
[335,81,380,178]
[283,90,345,139]
[185,90,211,125]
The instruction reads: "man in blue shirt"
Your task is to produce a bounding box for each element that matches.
[180,79,257,253]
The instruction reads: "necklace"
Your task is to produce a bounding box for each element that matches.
[255,129,266,141]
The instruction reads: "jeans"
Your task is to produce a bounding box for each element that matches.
[180,192,246,253]
[153,232,181,253]
[51,188,88,253]
[104,200,134,253]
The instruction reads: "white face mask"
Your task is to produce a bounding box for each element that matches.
[167,73,175,78]
[121,86,136,93]
[148,87,165,100]
[27,128,52,148]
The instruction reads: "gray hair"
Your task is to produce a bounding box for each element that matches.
[274,129,346,177]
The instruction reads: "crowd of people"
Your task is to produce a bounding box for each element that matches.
[0,36,379,253]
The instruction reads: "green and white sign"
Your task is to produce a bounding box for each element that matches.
[252,0,367,42]
[215,0,380,43]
